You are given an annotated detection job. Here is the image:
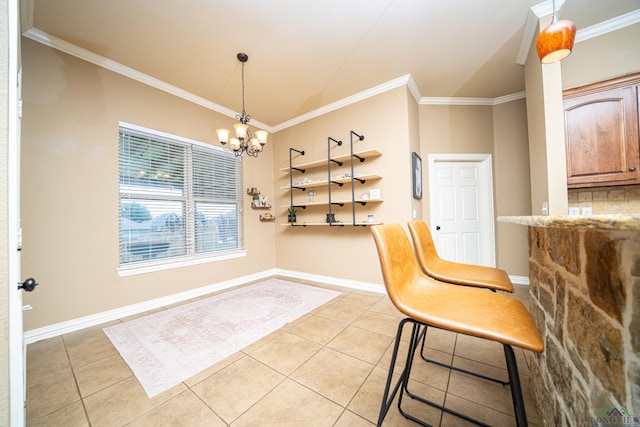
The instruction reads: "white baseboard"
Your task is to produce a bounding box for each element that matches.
[23,269,384,344]
[24,269,277,344]
[24,269,527,344]
[509,275,530,285]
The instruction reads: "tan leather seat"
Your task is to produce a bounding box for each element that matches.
[371,224,543,426]
[408,220,514,293]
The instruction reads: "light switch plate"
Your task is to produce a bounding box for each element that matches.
[582,207,592,215]
[569,207,580,216]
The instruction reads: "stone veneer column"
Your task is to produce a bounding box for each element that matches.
[527,226,640,426]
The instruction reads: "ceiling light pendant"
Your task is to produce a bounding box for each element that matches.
[536,0,576,63]
[216,53,268,157]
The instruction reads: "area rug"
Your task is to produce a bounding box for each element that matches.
[103,279,341,397]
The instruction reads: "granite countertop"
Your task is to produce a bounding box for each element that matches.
[497,214,640,231]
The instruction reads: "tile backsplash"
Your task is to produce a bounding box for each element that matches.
[568,184,640,214]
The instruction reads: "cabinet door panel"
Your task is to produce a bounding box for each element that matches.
[564,85,639,187]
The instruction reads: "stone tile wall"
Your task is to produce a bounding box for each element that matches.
[527,226,640,426]
[568,184,640,214]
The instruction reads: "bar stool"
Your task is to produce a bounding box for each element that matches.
[407,220,515,384]
[371,224,543,427]
[407,220,514,293]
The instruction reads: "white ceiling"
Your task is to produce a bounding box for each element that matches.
[23,0,640,128]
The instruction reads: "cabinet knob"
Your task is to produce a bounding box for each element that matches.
[630,167,637,172]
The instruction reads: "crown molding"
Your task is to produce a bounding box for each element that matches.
[22,27,273,132]
[516,2,639,65]
[575,9,640,43]
[24,27,525,133]
[271,74,416,132]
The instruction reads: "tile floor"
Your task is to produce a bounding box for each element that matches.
[26,280,543,426]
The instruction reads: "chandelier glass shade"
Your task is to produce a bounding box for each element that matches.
[536,0,576,63]
[216,53,268,157]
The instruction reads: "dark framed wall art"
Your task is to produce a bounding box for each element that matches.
[412,152,422,199]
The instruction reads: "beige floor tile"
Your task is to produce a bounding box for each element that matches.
[26,362,80,422]
[249,332,322,375]
[191,355,284,424]
[441,393,516,426]
[368,297,404,318]
[287,314,347,345]
[232,378,344,427]
[25,278,543,427]
[26,336,69,379]
[334,410,376,426]
[423,327,457,354]
[453,333,506,369]
[63,321,121,368]
[27,400,89,427]
[290,347,374,407]
[446,369,514,414]
[327,325,393,365]
[351,311,401,338]
[450,356,509,385]
[83,375,186,427]
[338,292,382,310]
[125,390,226,427]
[73,353,133,397]
[314,301,368,324]
[183,351,244,387]
[381,378,446,426]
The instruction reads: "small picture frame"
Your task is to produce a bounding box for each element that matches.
[412,152,422,200]
[369,189,381,200]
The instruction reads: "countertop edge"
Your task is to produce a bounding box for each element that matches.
[497,214,640,231]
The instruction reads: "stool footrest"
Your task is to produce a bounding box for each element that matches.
[418,327,510,386]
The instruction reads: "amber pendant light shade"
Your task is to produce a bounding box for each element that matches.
[536,0,576,64]
[536,19,576,63]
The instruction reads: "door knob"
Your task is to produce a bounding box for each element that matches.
[630,166,636,172]
[18,278,38,292]
[436,225,441,230]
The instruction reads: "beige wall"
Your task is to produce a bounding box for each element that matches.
[493,99,532,275]
[419,101,532,275]
[273,87,415,286]
[1,0,11,422]
[562,24,640,90]
[20,39,277,330]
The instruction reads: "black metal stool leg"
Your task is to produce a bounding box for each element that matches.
[377,318,412,426]
[504,344,528,427]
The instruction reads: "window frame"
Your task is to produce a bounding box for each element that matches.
[117,122,245,277]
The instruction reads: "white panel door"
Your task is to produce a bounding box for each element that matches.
[429,154,495,267]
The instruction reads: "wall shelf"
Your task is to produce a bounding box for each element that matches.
[279,149,382,172]
[283,132,383,227]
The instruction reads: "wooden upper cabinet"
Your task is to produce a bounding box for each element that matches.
[563,73,640,188]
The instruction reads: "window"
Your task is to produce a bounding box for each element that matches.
[119,123,244,270]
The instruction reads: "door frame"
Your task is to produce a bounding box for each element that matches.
[427,153,496,267]
[7,0,25,424]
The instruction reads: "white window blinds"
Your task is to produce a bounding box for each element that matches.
[119,124,244,268]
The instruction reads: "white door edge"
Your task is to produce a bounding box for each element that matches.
[8,0,25,424]
[427,153,496,267]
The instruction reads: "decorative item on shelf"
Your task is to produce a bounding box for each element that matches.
[247,187,259,195]
[326,213,337,223]
[307,190,316,203]
[369,189,381,200]
[536,0,576,64]
[215,53,268,157]
[260,213,275,222]
[288,207,297,223]
[252,194,260,207]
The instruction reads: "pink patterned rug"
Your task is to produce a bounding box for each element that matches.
[104,279,340,397]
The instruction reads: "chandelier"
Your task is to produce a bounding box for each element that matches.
[216,53,268,157]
